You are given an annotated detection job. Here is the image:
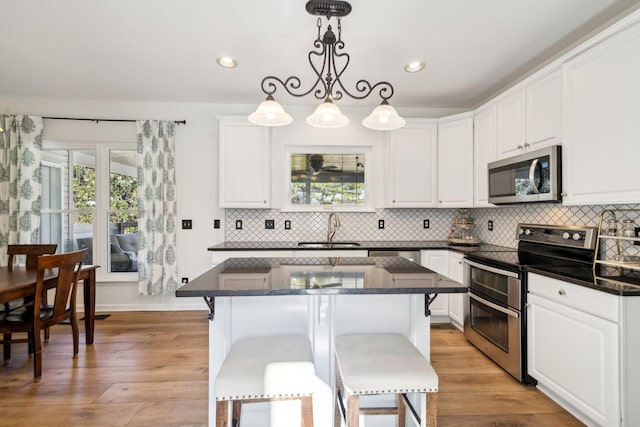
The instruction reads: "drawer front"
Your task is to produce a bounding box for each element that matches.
[528,273,619,322]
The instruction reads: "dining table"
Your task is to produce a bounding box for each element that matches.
[0,264,99,344]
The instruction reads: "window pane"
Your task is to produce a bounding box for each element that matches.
[290,153,365,206]
[109,150,138,273]
[41,150,96,262]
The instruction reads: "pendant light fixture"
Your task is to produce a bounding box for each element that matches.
[248,0,405,131]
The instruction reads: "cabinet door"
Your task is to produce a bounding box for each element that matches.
[562,22,640,205]
[525,69,561,149]
[437,115,474,207]
[527,274,620,426]
[420,250,449,317]
[473,104,497,207]
[420,250,449,276]
[218,117,271,208]
[495,90,526,159]
[447,252,465,330]
[527,292,619,426]
[386,120,438,208]
[447,252,464,284]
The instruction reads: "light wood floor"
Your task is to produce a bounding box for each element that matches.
[0,312,583,426]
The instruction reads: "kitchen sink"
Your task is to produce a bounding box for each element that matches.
[297,241,361,248]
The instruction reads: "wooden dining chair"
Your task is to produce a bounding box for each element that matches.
[7,244,58,271]
[4,244,58,343]
[0,249,85,380]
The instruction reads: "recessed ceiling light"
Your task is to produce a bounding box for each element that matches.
[404,61,425,73]
[217,56,238,68]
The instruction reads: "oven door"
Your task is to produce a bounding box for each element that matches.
[465,259,521,310]
[464,290,522,381]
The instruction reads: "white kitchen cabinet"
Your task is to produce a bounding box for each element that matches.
[437,113,474,208]
[420,250,449,318]
[385,119,438,208]
[495,90,526,159]
[419,249,454,322]
[447,251,465,330]
[218,273,270,290]
[561,21,640,205]
[218,116,271,208]
[527,274,620,426]
[525,69,561,149]
[420,250,449,276]
[473,104,497,207]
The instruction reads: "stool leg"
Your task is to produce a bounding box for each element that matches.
[216,400,229,427]
[397,394,406,427]
[426,392,437,427]
[346,395,359,427]
[334,390,342,427]
[301,396,314,427]
[232,401,242,427]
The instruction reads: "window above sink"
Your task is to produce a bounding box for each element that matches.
[282,145,374,212]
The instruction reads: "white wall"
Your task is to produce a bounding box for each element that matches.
[0,96,462,311]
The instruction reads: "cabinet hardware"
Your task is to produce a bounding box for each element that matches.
[558,289,566,296]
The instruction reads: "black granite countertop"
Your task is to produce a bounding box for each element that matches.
[208,240,514,254]
[176,256,468,298]
[525,265,640,296]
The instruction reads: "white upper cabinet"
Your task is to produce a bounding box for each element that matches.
[385,119,438,208]
[525,69,561,149]
[218,116,271,208]
[562,20,640,205]
[495,90,526,159]
[473,104,497,207]
[495,68,561,160]
[437,113,474,207]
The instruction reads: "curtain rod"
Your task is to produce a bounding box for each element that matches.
[43,116,186,125]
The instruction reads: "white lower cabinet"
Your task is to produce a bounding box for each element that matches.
[421,249,466,329]
[526,273,640,426]
[447,252,465,330]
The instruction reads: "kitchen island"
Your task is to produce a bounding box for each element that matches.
[176,256,467,427]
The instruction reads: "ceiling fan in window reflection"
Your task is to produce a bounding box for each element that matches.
[308,154,343,175]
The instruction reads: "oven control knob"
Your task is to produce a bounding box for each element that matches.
[524,228,532,236]
[572,232,583,241]
[562,232,571,240]
[519,228,524,235]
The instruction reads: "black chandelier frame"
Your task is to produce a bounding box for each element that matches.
[259,0,395,104]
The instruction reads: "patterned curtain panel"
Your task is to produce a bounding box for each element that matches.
[136,120,178,295]
[0,115,44,267]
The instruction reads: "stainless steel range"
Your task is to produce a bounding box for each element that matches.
[463,223,597,383]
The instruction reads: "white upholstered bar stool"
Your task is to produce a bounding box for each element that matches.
[334,334,438,427]
[215,335,315,427]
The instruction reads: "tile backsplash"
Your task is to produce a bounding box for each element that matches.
[226,203,640,248]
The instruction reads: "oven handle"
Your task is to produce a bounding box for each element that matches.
[469,293,520,318]
[464,259,520,279]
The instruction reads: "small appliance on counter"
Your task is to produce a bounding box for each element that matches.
[448,210,481,245]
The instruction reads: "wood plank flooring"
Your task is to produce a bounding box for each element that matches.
[0,312,583,426]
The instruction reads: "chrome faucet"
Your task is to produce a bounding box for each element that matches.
[327,213,341,244]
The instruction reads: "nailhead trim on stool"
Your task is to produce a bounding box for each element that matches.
[215,335,315,427]
[335,334,438,427]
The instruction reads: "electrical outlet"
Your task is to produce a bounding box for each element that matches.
[181,219,192,229]
[213,219,220,229]
[235,220,242,230]
[488,220,494,231]
[423,219,430,229]
[265,219,275,229]
[284,220,291,230]
[378,219,385,229]
[181,277,189,284]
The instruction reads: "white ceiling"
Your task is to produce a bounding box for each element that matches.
[0,0,638,109]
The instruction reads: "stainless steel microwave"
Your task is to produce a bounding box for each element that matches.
[488,145,562,204]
